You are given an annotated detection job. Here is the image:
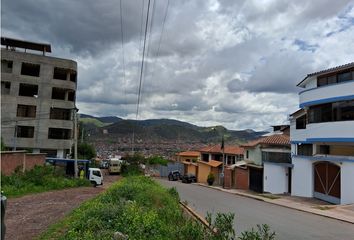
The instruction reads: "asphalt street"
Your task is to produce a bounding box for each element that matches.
[157,179,354,240]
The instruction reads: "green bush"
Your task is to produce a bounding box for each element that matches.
[1,165,90,198]
[146,156,169,166]
[39,176,206,240]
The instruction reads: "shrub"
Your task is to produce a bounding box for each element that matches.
[2,165,90,197]
[207,172,215,185]
[146,156,169,166]
[239,224,276,240]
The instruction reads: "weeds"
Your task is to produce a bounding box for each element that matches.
[1,165,90,198]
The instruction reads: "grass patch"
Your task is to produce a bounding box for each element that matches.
[2,165,90,198]
[38,176,207,240]
[313,205,333,211]
[259,194,281,200]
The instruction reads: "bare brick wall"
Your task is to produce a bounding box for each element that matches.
[1,151,46,175]
[224,168,233,189]
[235,167,249,190]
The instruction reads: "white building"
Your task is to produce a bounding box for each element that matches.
[290,63,354,204]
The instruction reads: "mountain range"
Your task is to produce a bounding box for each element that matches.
[79,114,267,144]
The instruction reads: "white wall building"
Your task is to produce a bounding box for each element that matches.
[290,63,354,204]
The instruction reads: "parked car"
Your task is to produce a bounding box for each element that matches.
[168,170,181,181]
[181,173,197,183]
[88,168,103,187]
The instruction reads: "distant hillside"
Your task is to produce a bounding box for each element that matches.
[79,114,267,144]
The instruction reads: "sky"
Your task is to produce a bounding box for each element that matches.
[2,0,354,131]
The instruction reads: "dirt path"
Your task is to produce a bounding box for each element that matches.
[5,172,121,240]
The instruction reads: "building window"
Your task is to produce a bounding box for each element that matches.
[297,144,313,156]
[318,145,330,155]
[262,152,291,164]
[48,128,71,139]
[1,81,11,95]
[50,108,72,120]
[16,126,34,138]
[296,114,306,129]
[246,150,249,159]
[70,72,77,82]
[40,149,57,157]
[202,153,209,162]
[53,67,68,80]
[19,83,38,97]
[317,69,353,87]
[308,100,354,123]
[17,104,36,118]
[1,60,13,73]
[52,87,66,100]
[68,91,75,101]
[333,100,354,121]
[21,62,40,77]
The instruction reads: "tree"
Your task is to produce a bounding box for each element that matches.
[72,142,96,160]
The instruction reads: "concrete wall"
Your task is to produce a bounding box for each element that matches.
[0,151,46,175]
[245,146,262,165]
[341,162,354,204]
[187,164,197,175]
[197,163,210,183]
[291,156,313,197]
[264,162,289,194]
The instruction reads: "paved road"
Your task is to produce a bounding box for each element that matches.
[157,179,354,240]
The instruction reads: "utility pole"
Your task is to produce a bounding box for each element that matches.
[74,108,78,178]
[221,135,225,188]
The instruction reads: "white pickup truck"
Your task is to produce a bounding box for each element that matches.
[88,168,103,187]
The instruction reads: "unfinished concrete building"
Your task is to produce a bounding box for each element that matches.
[1,37,77,158]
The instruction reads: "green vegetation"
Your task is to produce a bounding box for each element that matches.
[207,172,215,185]
[38,176,207,240]
[146,155,169,166]
[2,165,90,198]
[39,176,276,240]
[71,142,96,160]
[80,117,111,128]
[1,137,6,151]
[313,205,333,211]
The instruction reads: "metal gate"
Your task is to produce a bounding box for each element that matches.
[249,167,263,193]
[314,161,340,204]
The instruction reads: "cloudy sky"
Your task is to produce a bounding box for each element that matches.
[2,0,354,130]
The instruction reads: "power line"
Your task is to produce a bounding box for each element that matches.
[156,0,170,59]
[119,0,127,108]
[136,0,151,120]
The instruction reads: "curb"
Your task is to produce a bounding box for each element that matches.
[194,183,354,225]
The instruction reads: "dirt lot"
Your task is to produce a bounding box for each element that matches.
[4,172,121,240]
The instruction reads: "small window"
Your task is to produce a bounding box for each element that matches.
[318,145,330,155]
[48,128,71,139]
[296,114,307,129]
[246,150,249,159]
[50,108,72,120]
[17,104,36,118]
[52,87,66,100]
[337,71,352,83]
[21,62,40,77]
[1,81,11,95]
[53,67,68,80]
[297,144,313,156]
[16,126,34,138]
[1,60,13,73]
[317,77,327,87]
[70,72,77,82]
[19,83,38,97]
[68,91,75,101]
[92,170,101,177]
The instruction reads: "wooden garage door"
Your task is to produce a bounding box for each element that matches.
[314,162,340,203]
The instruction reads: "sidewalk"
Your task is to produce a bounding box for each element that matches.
[195,183,354,224]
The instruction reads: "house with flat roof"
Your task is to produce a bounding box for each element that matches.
[290,62,354,204]
[1,37,78,158]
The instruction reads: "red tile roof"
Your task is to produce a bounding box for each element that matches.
[198,160,222,167]
[199,145,244,155]
[177,151,200,157]
[242,134,290,147]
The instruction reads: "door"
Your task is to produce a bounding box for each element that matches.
[314,162,340,204]
[249,167,263,193]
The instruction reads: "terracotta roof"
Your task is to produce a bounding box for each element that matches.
[242,134,290,147]
[199,145,244,155]
[198,160,222,167]
[297,62,354,87]
[182,161,197,166]
[177,151,200,157]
